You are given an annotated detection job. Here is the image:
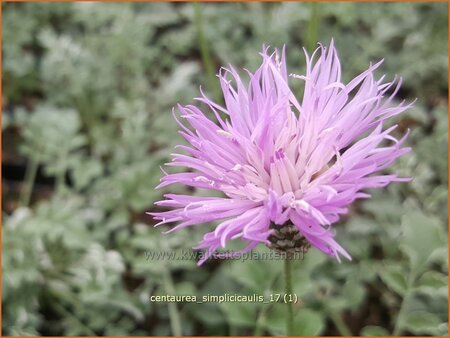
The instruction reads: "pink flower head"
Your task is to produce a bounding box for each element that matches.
[150,40,412,265]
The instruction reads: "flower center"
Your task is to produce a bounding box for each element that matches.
[267,222,311,256]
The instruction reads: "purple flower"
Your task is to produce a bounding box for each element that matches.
[150,41,412,265]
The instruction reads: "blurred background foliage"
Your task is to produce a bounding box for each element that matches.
[2,2,448,336]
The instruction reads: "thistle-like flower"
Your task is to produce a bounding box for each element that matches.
[150,41,412,265]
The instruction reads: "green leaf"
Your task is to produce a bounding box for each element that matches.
[402,311,445,335]
[400,211,446,275]
[220,301,257,327]
[341,279,366,310]
[292,249,327,296]
[361,325,390,336]
[415,271,448,297]
[189,302,225,326]
[293,309,325,336]
[71,158,103,190]
[362,195,404,222]
[378,263,409,296]
[265,307,324,336]
[228,251,283,292]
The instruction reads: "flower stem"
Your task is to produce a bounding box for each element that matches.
[284,258,294,336]
[20,156,40,207]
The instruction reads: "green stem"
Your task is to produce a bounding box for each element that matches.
[162,268,182,336]
[306,2,321,52]
[20,156,40,207]
[284,258,294,336]
[194,2,221,103]
[330,312,352,336]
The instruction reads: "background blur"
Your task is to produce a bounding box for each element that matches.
[2,2,448,336]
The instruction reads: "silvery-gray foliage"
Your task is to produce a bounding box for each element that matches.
[2,2,447,336]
